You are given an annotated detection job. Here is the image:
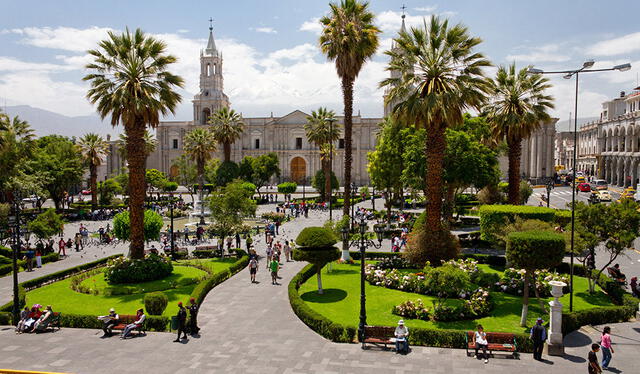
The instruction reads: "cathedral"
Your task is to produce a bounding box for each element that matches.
[102,24,382,186]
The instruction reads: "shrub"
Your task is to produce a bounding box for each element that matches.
[192,250,215,259]
[425,264,470,303]
[295,227,337,248]
[261,212,286,223]
[144,291,169,316]
[479,205,556,243]
[405,225,460,267]
[103,254,173,284]
[190,250,248,306]
[113,209,164,242]
[519,180,533,204]
[28,209,64,241]
[392,299,430,320]
[277,182,297,194]
[58,313,169,331]
[0,311,11,325]
[506,231,565,271]
[554,209,572,227]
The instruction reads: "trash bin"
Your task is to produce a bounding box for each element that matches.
[170,316,178,331]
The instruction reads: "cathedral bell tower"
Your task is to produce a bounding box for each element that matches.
[193,19,230,125]
[383,13,407,117]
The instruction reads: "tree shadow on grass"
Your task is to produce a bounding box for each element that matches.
[325,268,359,275]
[300,288,348,303]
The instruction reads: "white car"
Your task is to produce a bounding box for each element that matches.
[635,190,640,202]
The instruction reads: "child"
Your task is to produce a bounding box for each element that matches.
[270,257,279,285]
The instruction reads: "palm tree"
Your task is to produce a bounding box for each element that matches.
[305,107,341,202]
[184,127,217,224]
[320,0,380,218]
[117,130,157,168]
[485,63,554,204]
[209,107,244,162]
[84,28,184,259]
[77,133,109,209]
[381,16,491,261]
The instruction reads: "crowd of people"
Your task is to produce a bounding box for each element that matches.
[15,304,55,334]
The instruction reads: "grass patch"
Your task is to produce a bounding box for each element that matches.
[299,262,611,334]
[80,265,207,294]
[27,258,235,317]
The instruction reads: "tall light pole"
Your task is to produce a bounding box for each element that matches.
[528,61,631,311]
[328,118,335,221]
[10,193,21,325]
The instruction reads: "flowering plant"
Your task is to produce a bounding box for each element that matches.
[104,253,173,284]
[494,268,569,296]
[392,299,430,320]
[442,258,479,275]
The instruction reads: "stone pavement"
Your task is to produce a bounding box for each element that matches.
[1,203,639,373]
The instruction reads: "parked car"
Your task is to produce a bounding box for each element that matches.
[597,190,612,202]
[590,179,608,190]
[588,191,600,204]
[576,176,586,183]
[617,188,636,203]
[577,183,591,192]
[81,189,92,195]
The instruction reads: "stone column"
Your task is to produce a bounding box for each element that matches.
[546,281,566,356]
[530,136,537,179]
[536,133,543,179]
[522,138,530,177]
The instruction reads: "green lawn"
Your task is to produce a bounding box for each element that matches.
[27,258,236,317]
[299,262,611,334]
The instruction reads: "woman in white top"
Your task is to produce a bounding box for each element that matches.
[473,324,489,363]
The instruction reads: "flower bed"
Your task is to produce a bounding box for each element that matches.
[495,268,569,297]
[104,254,173,284]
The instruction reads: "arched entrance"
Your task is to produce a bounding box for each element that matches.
[290,157,306,184]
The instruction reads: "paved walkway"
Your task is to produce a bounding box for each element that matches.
[1,203,639,373]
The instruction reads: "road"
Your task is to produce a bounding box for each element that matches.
[527,185,625,209]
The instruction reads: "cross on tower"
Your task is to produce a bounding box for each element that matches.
[209,17,213,31]
[401,4,407,16]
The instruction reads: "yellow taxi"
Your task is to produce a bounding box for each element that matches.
[576,176,586,183]
[617,187,636,202]
[597,190,612,202]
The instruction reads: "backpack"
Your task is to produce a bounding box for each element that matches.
[249,259,258,269]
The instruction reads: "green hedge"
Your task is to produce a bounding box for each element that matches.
[0,264,12,276]
[58,313,169,331]
[192,249,216,258]
[189,250,248,306]
[554,210,572,227]
[479,205,556,242]
[348,251,401,260]
[0,311,12,325]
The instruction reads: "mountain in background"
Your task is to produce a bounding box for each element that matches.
[1,105,123,139]
[555,116,600,132]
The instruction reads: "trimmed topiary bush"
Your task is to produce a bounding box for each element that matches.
[294,227,339,295]
[506,230,565,326]
[113,209,164,242]
[103,254,173,284]
[277,182,297,195]
[144,291,169,316]
[479,205,556,243]
[554,209,572,227]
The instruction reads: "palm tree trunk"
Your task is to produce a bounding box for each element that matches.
[90,163,98,210]
[223,142,231,163]
[323,159,330,203]
[342,76,354,217]
[198,160,205,226]
[126,124,146,259]
[507,138,522,205]
[424,124,446,232]
[520,270,531,327]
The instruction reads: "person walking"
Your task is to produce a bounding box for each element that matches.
[246,235,253,251]
[600,326,614,370]
[269,256,279,285]
[34,246,42,269]
[530,317,547,360]
[283,240,291,262]
[173,302,188,342]
[249,256,258,283]
[74,233,82,251]
[588,343,602,374]
[187,298,199,336]
[58,237,66,257]
[235,232,241,249]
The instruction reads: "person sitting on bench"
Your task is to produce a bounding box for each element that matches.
[100,308,119,337]
[121,309,145,339]
[473,324,489,364]
[609,264,626,283]
[33,305,54,332]
[394,319,409,354]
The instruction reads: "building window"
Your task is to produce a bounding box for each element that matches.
[295,137,303,150]
[255,139,260,149]
[172,139,178,149]
[338,139,345,149]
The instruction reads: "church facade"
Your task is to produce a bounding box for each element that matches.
[103,26,382,186]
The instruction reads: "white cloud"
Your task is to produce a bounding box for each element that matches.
[0,56,73,72]
[414,6,437,13]
[506,44,570,63]
[545,76,608,119]
[177,29,189,34]
[300,17,322,35]
[5,26,113,52]
[267,43,317,62]
[586,32,640,56]
[254,27,277,34]
[377,11,428,34]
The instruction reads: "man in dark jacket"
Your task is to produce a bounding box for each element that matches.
[187,298,199,336]
[530,317,547,360]
[174,302,188,342]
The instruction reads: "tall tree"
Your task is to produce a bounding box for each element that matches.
[485,63,554,204]
[77,133,109,209]
[84,28,184,259]
[118,130,157,168]
[209,107,245,162]
[0,112,35,199]
[184,127,217,224]
[320,0,380,219]
[171,154,198,203]
[304,107,341,202]
[381,16,491,265]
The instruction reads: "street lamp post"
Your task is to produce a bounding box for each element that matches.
[341,218,384,348]
[10,194,21,325]
[528,61,631,312]
[546,179,554,208]
[329,119,335,222]
[371,186,375,212]
[169,192,176,259]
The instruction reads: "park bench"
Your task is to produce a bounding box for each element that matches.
[35,312,61,333]
[163,246,188,259]
[607,267,627,286]
[108,314,146,336]
[465,331,518,358]
[362,326,396,350]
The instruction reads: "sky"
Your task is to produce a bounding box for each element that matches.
[1,0,640,124]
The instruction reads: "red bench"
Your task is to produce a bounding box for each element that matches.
[362,326,395,350]
[465,331,518,358]
[108,314,146,336]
